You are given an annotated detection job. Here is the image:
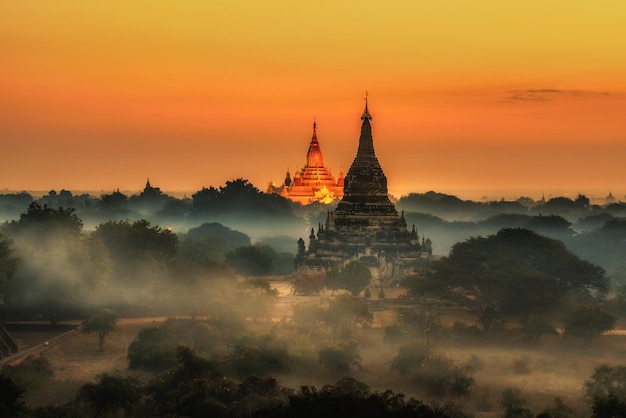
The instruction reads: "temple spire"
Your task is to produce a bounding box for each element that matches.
[312,118,318,143]
[307,118,324,167]
[356,93,375,158]
[361,91,372,121]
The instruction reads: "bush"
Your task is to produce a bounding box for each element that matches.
[584,364,626,401]
[564,306,616,343]
[127,326,179,371]
[520,318,558,342]
[592,392,626,418]
[391,348,474,398]
[0,375,27,417]
[223,334,291,377]
[501,387,533,418]
[318,340,362,373]
[0,355,54,392]
[290,272,325,296]
[76,372,143,418]
[390,343,428,374]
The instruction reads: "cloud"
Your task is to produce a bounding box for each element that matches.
[503,89,611,102]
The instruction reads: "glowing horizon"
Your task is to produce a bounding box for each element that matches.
[1,2,625,201]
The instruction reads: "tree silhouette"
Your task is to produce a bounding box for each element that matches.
[0,204,106,323]
[77,372,142,417]
[224,245,273,277]
[325,261,372,296]
[407,228,609,331]
[564,306,616,343]
[324,294,373,339]
[0,234,19,286]
[81,309,118,352]
[0,375,27,417]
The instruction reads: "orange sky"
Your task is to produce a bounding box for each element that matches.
[1,1,625,200]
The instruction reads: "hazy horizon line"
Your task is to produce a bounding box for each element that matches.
[2,186,624,203]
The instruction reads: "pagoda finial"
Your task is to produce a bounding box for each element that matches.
[312,118,317,141]
[361,91,372,121]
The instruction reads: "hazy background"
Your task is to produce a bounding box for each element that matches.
[2,1,626,198]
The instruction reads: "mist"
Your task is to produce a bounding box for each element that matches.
[2,182,626,416]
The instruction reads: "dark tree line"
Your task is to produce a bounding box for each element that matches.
[1,346,450,418]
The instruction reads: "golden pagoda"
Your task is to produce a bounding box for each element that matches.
[267,121,344,205]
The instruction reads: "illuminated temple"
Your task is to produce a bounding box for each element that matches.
[296,98,432,283]
[267,122,344,205]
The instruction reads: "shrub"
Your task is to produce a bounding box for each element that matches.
[391,347,474,398]
[223,333,291,377]
[390,343,428,374]
[564,306,616,343]
[584,364,626,401]
[127,326,179,371]
[501,387,533,418]
[318,340,362,373]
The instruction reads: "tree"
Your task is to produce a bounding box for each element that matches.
[0,234,19,327]
[0,234,19,286]
[258,379,448,418]
[391,347,474,398]
[1,204,108,324]
[77,372,142,417]
[191,178,294,218]
[81,309,118,352]
[91,219,179,290]
[223,333,291,377]
[291,271,326,296]
[324,294,373,339]
[539,397,574,418]
[519,318,558,342]
[407,228,609,331]
[0,375,27,417]
[318,340,362,373]
[500,387,533,418]
[564,306,616,343]
[191,186,220,211]
[224,245,273,277]
[127,326,179,371]
[592,392,626,418]
[180,222,251,262]
[93,219,178,262]
[584,364,626,401]
[4,202,83,240]
[325,261,372,296]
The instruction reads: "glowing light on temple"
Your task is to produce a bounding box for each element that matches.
[267,120,344,205]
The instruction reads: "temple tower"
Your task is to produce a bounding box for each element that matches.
[334,95,402,228]
[296,97,431,283]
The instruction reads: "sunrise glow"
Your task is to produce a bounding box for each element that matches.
[1,1,625,199]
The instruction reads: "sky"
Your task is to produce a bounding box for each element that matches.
[1,1,625,200]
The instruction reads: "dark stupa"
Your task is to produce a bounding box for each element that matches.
[296,97,431,283]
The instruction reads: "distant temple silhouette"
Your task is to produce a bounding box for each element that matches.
[296,97,432,283]
[267,121,344,205]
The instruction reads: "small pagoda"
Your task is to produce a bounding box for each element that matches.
[296,97,431,283]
